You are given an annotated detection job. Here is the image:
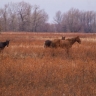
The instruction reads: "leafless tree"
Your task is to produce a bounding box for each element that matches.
[54,8,96,33]
[64,8,81,32]
[0,2,96,33]
[53,11,63,32]
[16,1,32,31]
[30,5,48,32]
[0,5,9,31]
[6,3,18,31]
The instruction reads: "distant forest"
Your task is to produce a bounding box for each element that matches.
[0,1,96,33]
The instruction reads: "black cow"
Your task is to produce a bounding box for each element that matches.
[0,40,10,51]
[44,40,52,48]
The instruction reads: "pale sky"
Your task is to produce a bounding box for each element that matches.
[0,0,96,23]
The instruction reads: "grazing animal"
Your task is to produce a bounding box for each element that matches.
[50,36,66,48]
[62,36,65,40]
[50,39,60,48]
[44,36,65,48]
[44,40,52,48]
[59,36,81,53]
[0,40,10,52]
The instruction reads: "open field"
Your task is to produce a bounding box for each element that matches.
[0,32,96,96]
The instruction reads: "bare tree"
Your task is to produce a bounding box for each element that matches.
[84,11,95,32]
[1,1,96,33]
[65,8,81,32]
[0,5,9,31]
[92,13,96,32]
[53,11,63,32]
[30,5,48,32]
[16,1,32,31]
[6,3,18,31]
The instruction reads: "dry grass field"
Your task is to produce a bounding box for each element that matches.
[0,32,96,96]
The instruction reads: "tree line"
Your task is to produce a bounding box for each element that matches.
[0,1,96,33]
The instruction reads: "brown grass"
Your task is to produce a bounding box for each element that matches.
[0,32,96,96]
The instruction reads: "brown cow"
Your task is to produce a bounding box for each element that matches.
[44,36,65,48]
[59,36,81,53]
[50,39,60,48]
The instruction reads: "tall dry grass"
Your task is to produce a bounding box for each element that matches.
[0,32,96,96]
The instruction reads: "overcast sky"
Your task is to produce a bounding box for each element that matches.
[1,0,96,23]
